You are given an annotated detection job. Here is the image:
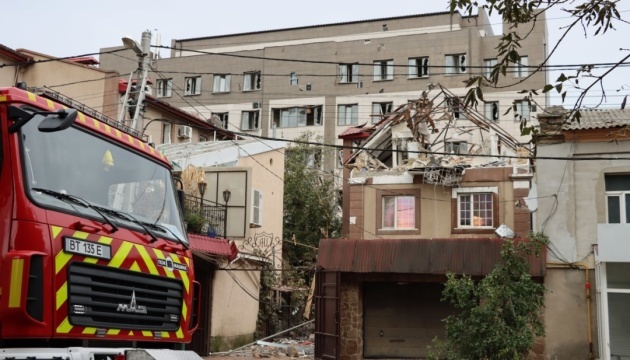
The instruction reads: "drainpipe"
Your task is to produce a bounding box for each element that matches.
[547,262,594,360]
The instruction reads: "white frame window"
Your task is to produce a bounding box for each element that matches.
[289,72,298,86]
[156,79,172,98]
[371,102,393,123]
[485,101,499,122]
[408,57,429,78]
[484,58,497,79]
[382,195,416,230]
[214,112,229,129]
[338,63,359,83]
[241,110,260,130]
[514,100,531,121]
[184,76,201,96]
[373,59,394,81]
[162,123,172,144]
[446,54,467,74]
[272,106,322,128]
[458,193,493,228]
[212,74,231,93]
[514,56,529,78]
[243,71,261,91]
[605,174,630,224]
[445,141,468,155]
[337,104,358,126]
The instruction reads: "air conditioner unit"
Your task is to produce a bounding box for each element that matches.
[250,189,262,227]
[252,102,261,109]
[178,125,192,139]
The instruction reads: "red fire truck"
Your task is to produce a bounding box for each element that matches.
[0,87,201,359]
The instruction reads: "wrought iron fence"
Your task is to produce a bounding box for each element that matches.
[183,194,227,238]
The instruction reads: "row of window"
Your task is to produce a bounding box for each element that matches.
[381,191,495,231]
[154,55,530,97]
[205,98,534,132]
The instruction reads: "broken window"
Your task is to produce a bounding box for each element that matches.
[371,102,393,123]
[514,56,529,78]
[212,74,231,93]
[446,97,464,118]
[214,112,229,129]
[338,104,358,126]
[445,54,467,74]
[243,71,261,91]
[241,110,259,130]
[184,76,201,96]
[484,58,497,79]
[408,57,429,78]
[485,101,499,122]
[156,79,172,97]
[272,106,322,128]
[289,72,298,86]
[444,141,468,155]
[338,63,359,83]
[514,100,531,121]
[605,174,630,224]
[458,193,493,228]
[382,196,416,229]
[162,123,172,144]
[373,60,394,81]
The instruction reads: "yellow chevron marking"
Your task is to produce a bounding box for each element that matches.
[152,249,175,278]
[78,112,86,123]
[130,261,141,272]
[83,257,98,264]
[135,245,159,275]
[161,332,170,338]
[129,330,134,336]
[92,119,100,129]
[138,141,145,150]
[56,282,68,310]
[170,254,190,293]
[109,241,133,268]
[56,317,72,333]
[176,328,184,339]
[115,129,122,139]
[83,327,97,335]
[52,226,63,239]
[107,329,121,335]
[149,147,155,155]
[72,231,89,239]
[184,257,190,267]
[46,99,54,109]
[127,134,134,145]
[55,251,72,274]
[142,331,152,337]
[0,95,6,102]
[27,92,36,101]
[182,302,188,320]
[8,259,24,308]
[104,124,112,134]
[98,236,113,244]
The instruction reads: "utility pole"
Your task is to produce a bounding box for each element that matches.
[119,30,152,133]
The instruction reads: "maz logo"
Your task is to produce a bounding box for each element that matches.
[117,289,147,314]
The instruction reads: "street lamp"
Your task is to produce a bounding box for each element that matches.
[120,31,152,132]
[222,189,231,239]
[197,181,207,209]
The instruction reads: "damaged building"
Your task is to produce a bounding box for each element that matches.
[314,86,543,360]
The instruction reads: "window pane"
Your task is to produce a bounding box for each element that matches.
[383,196,395,228]
[397,196,415,229]
[626,194,630,224]
[607,293,630,356]
[460,195,471,226]
[608,196,621,223]
[605,174,630,191]
[607,263,630,289]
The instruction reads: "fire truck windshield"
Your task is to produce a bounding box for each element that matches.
[19,112,187,244]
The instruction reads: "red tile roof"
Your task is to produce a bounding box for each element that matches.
[67,56,100,65]
[338,123,372,139]
[187,233,234,257]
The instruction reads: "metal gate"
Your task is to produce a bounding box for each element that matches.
[314,270,340,360]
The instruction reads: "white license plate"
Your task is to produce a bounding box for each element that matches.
[64,237,111,260]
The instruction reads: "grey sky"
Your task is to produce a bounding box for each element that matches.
[4,0,630,109]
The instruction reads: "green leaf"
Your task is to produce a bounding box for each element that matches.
[561,91,567,103]
[542,84,554,93]
[556,73,568,82]
[555,84,563,93]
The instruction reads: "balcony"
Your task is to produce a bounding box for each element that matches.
[182,194,227,239]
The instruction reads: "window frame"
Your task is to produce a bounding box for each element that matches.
[241,110,260,131]
[605,174,630,224]
[212,74,231,93]
[445,54,467,75]
[337,104,359,126]
[373,59,394,81]
[338,63,359,83]
[371,102,393,123]
[242,71,261,92]
[289,72,298,86]
[408,56,429,78]
[514,100,531,122]
[214,112,229,129]
[184,76,201,96]
[451,187,499,234]
[272,105,323,129]
[485,101,500,122]
[514,56,529,78]
[484,58,497,79]
[162,123,172,144]
[376,189,422,235]
[156,79,172,98]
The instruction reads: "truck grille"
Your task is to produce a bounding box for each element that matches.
[67,262,183,331]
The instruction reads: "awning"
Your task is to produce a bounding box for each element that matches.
[188,233,237,260]
[317,238,545,277]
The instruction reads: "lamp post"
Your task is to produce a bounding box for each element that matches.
[197,181,207,211]
[120,31,152,132]
[222,189,231,239]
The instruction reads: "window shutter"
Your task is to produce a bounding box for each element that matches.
[338,65,346,82]
[387,60,394,80]
[351,64,359,82]
[520,56,529,76]
[408,59,417,78]
[241,112,249,130]
[213,76,220,92]
[243,74,251,91]
[252,190,262,226]
[445,56,454,74]
[374,62,381,81]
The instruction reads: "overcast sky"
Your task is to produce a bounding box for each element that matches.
[4,0,630,108]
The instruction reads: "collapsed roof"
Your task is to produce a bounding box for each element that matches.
[341,84,531,186]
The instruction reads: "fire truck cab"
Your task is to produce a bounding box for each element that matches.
[0,87,200,358]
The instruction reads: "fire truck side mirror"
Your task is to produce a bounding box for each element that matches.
[38,108,78,132]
